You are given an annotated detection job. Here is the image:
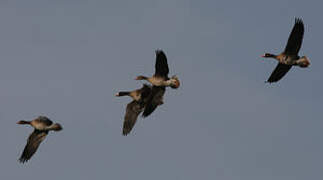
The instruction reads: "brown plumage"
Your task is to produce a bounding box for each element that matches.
[135,50,180,88]
[116,84,152,135]
[17,116,62,163]
[135,50,180,117]
[142,86,165,117]
[262,18,310,83]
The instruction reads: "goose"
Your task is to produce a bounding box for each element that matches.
[262,18,310,83]
[116,84,152,135]
[135,50,180,88]
[17,116,62,163]
[135,50,180,117]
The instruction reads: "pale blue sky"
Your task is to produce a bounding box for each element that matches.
[0,0,322,179]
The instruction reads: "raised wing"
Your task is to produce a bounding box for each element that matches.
[266,63,292,83]
[142,86,165,117]
[154,50,169,77]
[19,130,48,163]
[283,18,304,55]
[123,100,144,136]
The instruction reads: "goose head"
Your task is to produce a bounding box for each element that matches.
[262,53,277,58]
[17,120,30,125]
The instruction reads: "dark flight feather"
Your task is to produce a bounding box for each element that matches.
[142,86,165,117]
[154,50,169,77]
[284,18,304,55]
[123,101,144,136]
[122,84,152,135]
[267,63,292,83]
[19,130,48,163]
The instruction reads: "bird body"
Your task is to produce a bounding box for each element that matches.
[116,91,141,101]
[135,50,180,89]
[263,53,309,67]
[116,84,153,135]
[17,116,62,163]
[135,50,180,117]
[276,54,298,65]
[262,18,310,83]
[136,75,177,87]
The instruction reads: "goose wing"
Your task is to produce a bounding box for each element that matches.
[140,84,153,99]
[142,86,165,117]
[154,50,169,77]
[267,63,292,83]
[19,130,48,163]
[123,100,144,136]
[284,18,304,55]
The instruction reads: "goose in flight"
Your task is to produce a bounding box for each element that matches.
[116,84,152,135]
[135,50,180,117]
[262,18,310,83]
[17,116,62,163]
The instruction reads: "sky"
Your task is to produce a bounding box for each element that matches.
[0,0,322,179]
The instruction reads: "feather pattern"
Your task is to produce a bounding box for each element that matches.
[123,101,144,136]
[267,63,292,83]
[154,50,169,77]
[284,18,304,55]
[118,84,152,135]
[19,130,48,163]
[18,116,62,163]
[142,86,165,117]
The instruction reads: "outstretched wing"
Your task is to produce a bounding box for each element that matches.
[19,130,48,163]
[142,86,166,117]
[266,63,292,83]
[154,50,169,77]
[123,100,144,136]
[284,18,304,55]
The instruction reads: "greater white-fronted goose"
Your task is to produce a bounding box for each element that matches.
[17,116,62,163]
[135,50,180,88]
[135,50,180,117]
[116,84,152,135]
[262,18,310,83]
